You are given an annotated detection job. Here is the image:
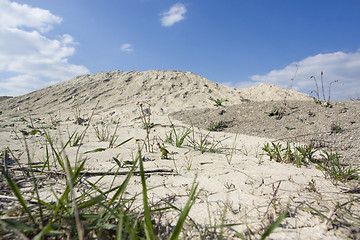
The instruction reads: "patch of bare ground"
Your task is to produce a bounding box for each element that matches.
[171,100,360,166]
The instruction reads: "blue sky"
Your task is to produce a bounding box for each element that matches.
[1,0,360,100]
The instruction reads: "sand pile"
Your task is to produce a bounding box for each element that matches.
[0,70,359,239]
[1,70,311,119]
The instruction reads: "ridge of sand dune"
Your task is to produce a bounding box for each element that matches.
[1,70,311,117]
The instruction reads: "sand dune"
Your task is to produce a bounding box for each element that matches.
[1,70,311,118]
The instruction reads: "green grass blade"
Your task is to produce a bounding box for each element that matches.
[33,222,53,240]
[51,187,71,220]
[78,195,106,210]
[138,146,156,239]
[107,154,139,207]
[3,172,37,226]
[0,219,35,235]
[84,148,107,154]
[108,121,120,148]
[114,137,134,148]
[43,128,66,171]
[72,159,87,186]
[116,211,124,240]
[260,209,288,240]
[169,175,200,240]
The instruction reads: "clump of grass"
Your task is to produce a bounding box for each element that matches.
[263,142,360,184]
[316,151,359,184]
[187,125,228,154]
[331,122,342,134]
[262,142,317,168]
[209,96,227,107]
[265,106,286,120]
[165,118,191,147]
[184,155,193,171]
[207,121,228,132]
[93,121,111,141]
[69,130,83,147]
[72,100,88,125]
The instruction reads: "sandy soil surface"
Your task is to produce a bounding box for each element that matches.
[171,100,360,166]
[0,70,359,239]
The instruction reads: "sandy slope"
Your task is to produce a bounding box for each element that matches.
[0,70,311,120]
[0,70,359,239]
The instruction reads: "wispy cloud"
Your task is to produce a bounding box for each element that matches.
[0,0,89,96]
[160,3,186,27]
[244,50,360,100]
[120,43,133,52]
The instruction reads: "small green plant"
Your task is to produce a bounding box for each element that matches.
[187,126,227,154]
[240,97,251,102]
[209,96,227,107]
[138,103,154,152]
[70,130,83,147]
[19,117,26,123]
[306,179,317,192]
[331,123,342,134]
[262,142,313,167]
[93,121,111,141]
[184,155,193,171]
[172,157,181,174]
[264,105,286,120]
[296,144,318,163]
[19,129,40,136]
[207,121,228,131]
[166,118,191,147]
[108,121,120,148]
[310,72,338,107]
[316,151,359,184]
[72,100,87,125]
[224,182,235,191]
[224,133,238,164]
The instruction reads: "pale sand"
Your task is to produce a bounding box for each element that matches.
[0,70,358,239]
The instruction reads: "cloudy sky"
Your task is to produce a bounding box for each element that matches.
[1,0,359,100]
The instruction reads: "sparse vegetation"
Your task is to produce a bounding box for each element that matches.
[187,125,228,154]
[138,102,154,152]
[207,120,228,131]
[165,118,191,147]
[224,132,238,164]
[331,122,342,134]
[2,69,360,239]
[263,141,360,184]
[264,105,286,120]
[310,71,338,107]
[316,151,359,184]
[209,96,227,107]
[263,142,319,168]
[0,119,203,239]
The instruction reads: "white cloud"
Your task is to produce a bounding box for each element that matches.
[0,0,62,32]
[246,50,360,100]
[120,43,133,52]
[160,3,186,27]
[0,0,89,96]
